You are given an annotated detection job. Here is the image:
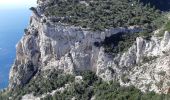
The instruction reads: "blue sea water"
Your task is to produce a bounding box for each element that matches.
[0,9,32,89]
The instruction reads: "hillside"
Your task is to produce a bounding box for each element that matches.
[1,0,170,100]
[43,0,161,32]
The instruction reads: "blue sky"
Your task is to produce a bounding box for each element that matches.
[0,0,37,9]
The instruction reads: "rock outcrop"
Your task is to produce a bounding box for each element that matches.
[9,0,170,95]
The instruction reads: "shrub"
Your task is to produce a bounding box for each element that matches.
[3,70,170,100]
[121,74,131,83]
[5,69,75,99]
[44,0,162,31]
[94,32,139,55]
[158,71,166,76]
[142,56,158,63]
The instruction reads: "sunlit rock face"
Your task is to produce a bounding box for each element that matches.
[9,10,140,87]
[9,0,170,94]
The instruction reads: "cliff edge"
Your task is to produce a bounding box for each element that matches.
[5,0,170,99]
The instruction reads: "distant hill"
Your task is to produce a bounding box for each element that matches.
[140,0,170,11]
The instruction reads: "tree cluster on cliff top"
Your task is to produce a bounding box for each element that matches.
[44,0,162,31]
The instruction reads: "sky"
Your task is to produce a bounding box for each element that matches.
[0,0,37,9]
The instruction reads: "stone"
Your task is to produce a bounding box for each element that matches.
[9,1,170,95]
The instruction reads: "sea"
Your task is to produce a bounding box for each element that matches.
[0,8,32,89]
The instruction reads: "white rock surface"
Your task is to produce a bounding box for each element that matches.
[9,2,170,95]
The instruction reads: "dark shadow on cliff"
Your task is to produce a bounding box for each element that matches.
[94,32,138,55]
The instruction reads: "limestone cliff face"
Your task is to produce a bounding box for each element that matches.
[9,1,170,94]
[9,10,139,87]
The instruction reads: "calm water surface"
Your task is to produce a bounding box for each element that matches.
[0,9,31,89]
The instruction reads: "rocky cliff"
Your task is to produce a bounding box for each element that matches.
[9,0,170,96]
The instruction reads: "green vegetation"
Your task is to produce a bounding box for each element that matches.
[0,69,75,100]
[155,15,170,37]
[158,71,166,76]
[44,0,161,31]
[164,20,170,32]
[0,90,9,100]
[1,71,170,100]
[43,0,169,55]
[94,32,139,55]
[155,80,164,90]
[121,74,131,83]
[1,0,170,100]
[94,13,170,55]
[23,70,74,96]
[41,71,170,100]
[142,56,158,63]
